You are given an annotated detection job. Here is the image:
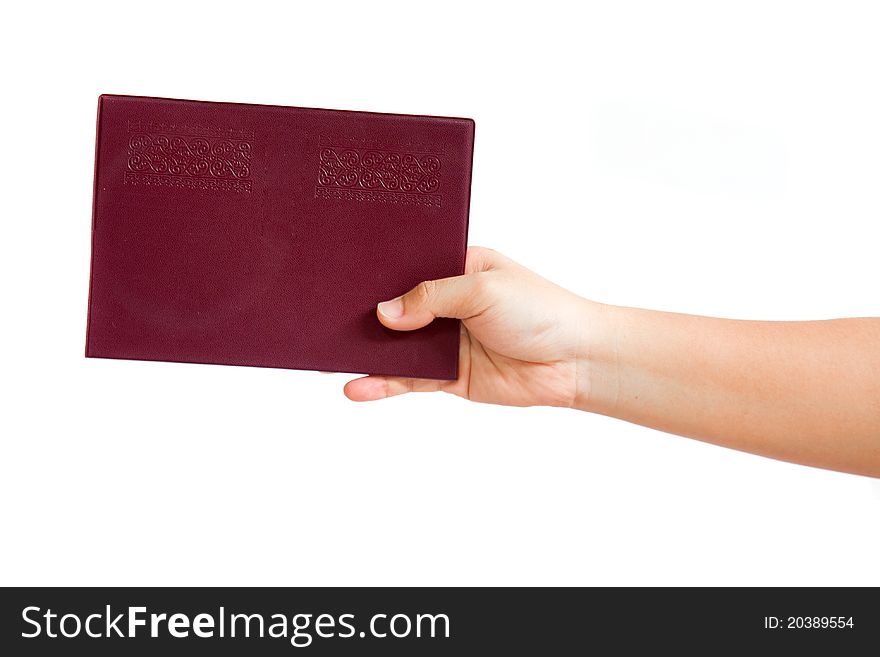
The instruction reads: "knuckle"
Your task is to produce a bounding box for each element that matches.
[471,271,497,298]
[414,279,437,306]
[466,245,501,273]
[467,245,493,258]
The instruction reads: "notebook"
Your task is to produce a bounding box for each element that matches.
[86,95,474,379]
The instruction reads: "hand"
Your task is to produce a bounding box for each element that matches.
[344,247,599,407]
[343,246,880,476]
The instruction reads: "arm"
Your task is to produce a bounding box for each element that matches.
[584,306,880,477]
[344,247,880,477]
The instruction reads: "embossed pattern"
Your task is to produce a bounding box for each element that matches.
[319,134,445,156]
[318,148,441,195]
[315,186,440,207]
[128,121,254,140]
[127,133,252,185]
[123,172,252,193]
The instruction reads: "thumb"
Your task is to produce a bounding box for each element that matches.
[377,274,486,331]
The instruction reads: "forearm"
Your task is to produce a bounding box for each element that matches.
[578,302,880,477]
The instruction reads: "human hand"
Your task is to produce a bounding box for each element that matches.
[344,247,599,407]
[343,246,880,477]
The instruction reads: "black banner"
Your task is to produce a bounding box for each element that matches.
[0,587,875,654]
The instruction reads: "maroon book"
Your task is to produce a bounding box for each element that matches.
[86,95,474,379]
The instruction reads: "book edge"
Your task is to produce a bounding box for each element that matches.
[84,95,104,358]
[97,93,476,125]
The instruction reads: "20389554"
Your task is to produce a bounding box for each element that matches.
[764,617,854,629]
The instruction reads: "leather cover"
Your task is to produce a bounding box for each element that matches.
[86,95,474,379]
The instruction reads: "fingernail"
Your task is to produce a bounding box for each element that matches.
[378,297,404,319]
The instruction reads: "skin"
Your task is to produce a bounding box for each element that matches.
[344,247,880,478]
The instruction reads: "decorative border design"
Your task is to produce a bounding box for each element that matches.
[128,121,254,140]
[318,134,445,156]
[127,133,252,182]
[318,147,441,198]
[124,171,252,193]
[315,186,440,207]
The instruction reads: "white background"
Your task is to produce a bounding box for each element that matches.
[2,1,879,586]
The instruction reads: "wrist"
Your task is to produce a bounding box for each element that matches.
[572,299,623,414]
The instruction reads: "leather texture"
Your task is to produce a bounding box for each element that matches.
[86,95,474,379]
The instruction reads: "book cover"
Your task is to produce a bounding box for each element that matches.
[86,95,474,379]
